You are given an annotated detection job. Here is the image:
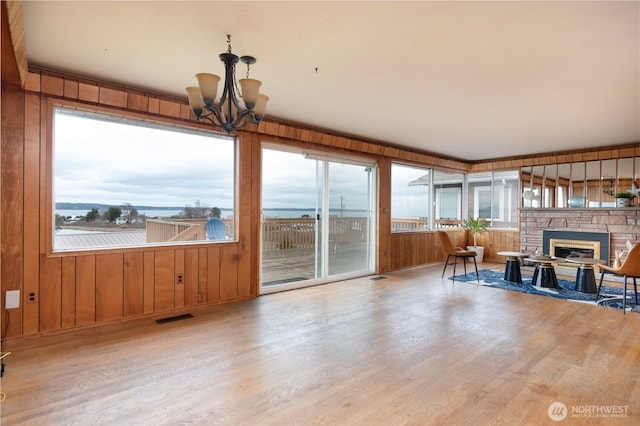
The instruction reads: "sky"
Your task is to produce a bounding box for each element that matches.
[54,110,379,212]
[55,110,238,208]
[54,110,511,219]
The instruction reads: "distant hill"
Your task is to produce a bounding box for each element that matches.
[55,203,184,211]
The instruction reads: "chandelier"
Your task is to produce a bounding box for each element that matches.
[186,35,268,134]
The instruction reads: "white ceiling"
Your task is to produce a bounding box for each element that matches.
[20,1,640,161]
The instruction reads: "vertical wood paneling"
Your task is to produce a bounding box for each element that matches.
[22,91,40,335]
[174,249,185,308]
[220,246,238,301]
[96,253,124,322]
[198,248,208,304]
[143,252,155,313]
[39,256,61,332]
[61,257,76,328]
[207,246,221,303]
[39,99,50,253]
[378,158,391,273]
[238,133,256,298]
[1,83,25,337]
[184,248,199,306]
[123,252,144,317]
[417,234,426,264]
[75,255,96,326]
[154,250,175,311]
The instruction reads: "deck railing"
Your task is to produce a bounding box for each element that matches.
[146,218,234,243]
[147,217,462,247]
[391,218,462,231]
[261,217,370,252]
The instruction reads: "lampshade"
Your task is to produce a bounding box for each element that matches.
[185,86,204,115]
[238,78,262,109]
[196,73,220,105]
[221,98,237,121]
[253,94,269,118]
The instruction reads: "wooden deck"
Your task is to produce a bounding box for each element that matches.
[2,263,639,424]
[261,242,371,285]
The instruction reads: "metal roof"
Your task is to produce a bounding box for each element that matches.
[54,231,146,250]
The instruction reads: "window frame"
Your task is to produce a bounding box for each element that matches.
[390,162,432,232]
[48,102,239,254]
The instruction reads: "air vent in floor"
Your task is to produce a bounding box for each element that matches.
[156,313,194,324]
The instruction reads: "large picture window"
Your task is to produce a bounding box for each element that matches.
[53,108,236,251]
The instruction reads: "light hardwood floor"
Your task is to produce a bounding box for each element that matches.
[1,263,639,425]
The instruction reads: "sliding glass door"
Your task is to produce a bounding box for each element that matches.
[260,146,376,293]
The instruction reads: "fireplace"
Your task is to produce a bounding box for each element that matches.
[542,230,609,270]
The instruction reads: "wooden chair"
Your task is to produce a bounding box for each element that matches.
[596,243,640,313]
[436,231,479,283]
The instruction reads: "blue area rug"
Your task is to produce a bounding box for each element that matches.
[450,269,640,313]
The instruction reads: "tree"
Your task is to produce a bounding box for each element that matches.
[120,203,139,221]
[55,214,64,229]
[104,207,122,222]
[86,208,100,222]
[210,207,221,218]
[182,200,210,218]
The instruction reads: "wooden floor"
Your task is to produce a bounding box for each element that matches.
[2,263,640,425]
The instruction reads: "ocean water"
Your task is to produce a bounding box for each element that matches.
[56,208,370,220]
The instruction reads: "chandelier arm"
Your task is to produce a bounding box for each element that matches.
[206,107,227,129]
[230,109,260,130]
[195,107,225,128]
[195,107,262,133]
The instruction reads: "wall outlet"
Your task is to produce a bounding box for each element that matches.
[5,290,20,309]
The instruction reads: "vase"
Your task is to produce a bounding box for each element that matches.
[467,246,485,263]
[616,198,632,207]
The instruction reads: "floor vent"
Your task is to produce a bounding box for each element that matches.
[370,276,387,281]
[156,313,193,324]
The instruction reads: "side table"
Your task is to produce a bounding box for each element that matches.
[528,256,563,289]
[497,251,529,284]
[564,257,604,294]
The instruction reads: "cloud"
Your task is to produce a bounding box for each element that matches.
[54,111,235,207]
[55,111,378,214]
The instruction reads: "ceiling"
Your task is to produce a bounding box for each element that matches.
[20,1,640,161]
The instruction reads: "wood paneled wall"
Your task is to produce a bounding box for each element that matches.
[0,65,522,339]
[1,65,259,338]
[389,229,520,271]
[471,144,640,171]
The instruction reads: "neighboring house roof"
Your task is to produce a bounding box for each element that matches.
[54,231,146,250]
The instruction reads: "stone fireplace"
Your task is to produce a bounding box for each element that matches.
[520,208,640,267]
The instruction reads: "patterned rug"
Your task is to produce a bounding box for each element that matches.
[450,269,640,313]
